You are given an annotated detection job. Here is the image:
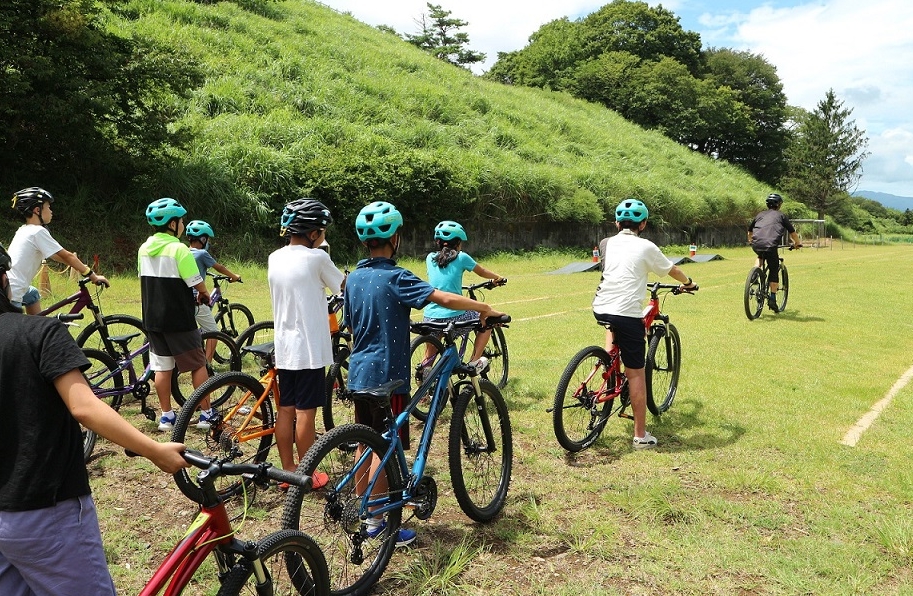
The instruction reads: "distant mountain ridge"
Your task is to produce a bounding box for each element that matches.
[853,190,913,211]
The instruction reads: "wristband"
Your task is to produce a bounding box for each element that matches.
[82,266,93,277]
[686,277,693,285]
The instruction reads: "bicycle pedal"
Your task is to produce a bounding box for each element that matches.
[618,410,634,420]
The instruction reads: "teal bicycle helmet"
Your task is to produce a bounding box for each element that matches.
[434,220,467,242]
[186,220,215,239]
[146,198,187,226]
[615,198,649,223]
[355,201,403,241]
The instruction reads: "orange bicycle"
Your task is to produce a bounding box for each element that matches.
[171,342,280,505]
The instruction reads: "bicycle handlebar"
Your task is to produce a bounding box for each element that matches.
[646,282,699,296]
[55,313,85,323]
[463,278,508,293]
[127,449,313,490]
[209,273,243,283]
[411,313,510,338]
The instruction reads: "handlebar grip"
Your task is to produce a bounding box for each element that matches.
[486,314,511,326]
[56,313,85,322]
[268,467,313,490]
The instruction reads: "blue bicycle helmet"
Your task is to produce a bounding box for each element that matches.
[434,220,467,242]
[355,201,403,242]
[186,220,215,239]
[146,198,187,226]
[615,198,649,223]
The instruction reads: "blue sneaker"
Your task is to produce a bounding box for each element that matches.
[364,522,417,547]
[158,411,176,432]
[196,408,216,430]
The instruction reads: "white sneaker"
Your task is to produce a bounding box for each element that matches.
[468,356,489,375]
[632,431,658,450]
[158,411,176,432]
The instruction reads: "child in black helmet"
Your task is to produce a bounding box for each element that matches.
[747,193,802,312]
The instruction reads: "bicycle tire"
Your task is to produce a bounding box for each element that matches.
[645,323,682,415]
[743,267,765,320]
[235,320,275,377]
[483,326,509,389]
[448,379,513,522]
[322,358,355,432]
[215,302,255,342]
[281,424,403,596]
[777,265,789,312]
[408,334,445,422]
[76,314,147,365]
[552,346,615,452]
[171,371,275,505]
[81,348,126,410]
[172,330,241,407]
[216,529,330,596]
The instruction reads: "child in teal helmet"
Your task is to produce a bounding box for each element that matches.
[344,201,505,546]
[185,220,242,361]
[422,220,505,370]
[138,198,214,432]
[593,198,696,450]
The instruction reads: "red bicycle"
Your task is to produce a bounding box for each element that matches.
[137,448,329,595]
[550,282,696,452]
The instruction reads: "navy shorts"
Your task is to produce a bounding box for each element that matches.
[354,393,411,450]
[277,368,326,410]
[593,313,646,369]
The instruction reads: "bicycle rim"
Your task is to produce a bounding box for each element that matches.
[552,346,615,452]
[744,267,764,320]
[216,529,330,596]
[449,379,513,522]
[409,334,445,422]
[777,265,789,312]
[645,324,681,415]
[172,331,241,407]
[483,326,509,389]
[282,424,402,596]
[322,357,355,432]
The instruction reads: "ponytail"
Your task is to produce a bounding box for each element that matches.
[433,239,460,268]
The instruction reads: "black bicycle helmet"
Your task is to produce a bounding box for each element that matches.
[11,187,54,217]
[766,193,783,208]
[280,198,333,237]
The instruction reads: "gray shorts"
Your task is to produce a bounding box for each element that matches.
[194,304,219,333]
[0,494,116,596]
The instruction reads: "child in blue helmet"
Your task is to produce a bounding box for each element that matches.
[185,220,242,361]
[138,198,214,432]
[423,220,505,370]
[344,201,505,547]
[593,198,696,450]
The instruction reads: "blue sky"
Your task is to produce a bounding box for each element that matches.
[324,0,913,197]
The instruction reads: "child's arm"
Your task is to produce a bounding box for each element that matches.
[49,248,109,287]
[472,264,504,283]
[212,262,241,282]
[427,289,504,323]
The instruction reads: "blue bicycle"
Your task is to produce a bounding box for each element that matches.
[281,314,513,596]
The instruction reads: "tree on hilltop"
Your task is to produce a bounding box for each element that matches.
[404,3,485,69]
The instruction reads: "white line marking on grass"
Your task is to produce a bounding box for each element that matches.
[840,363,913,447]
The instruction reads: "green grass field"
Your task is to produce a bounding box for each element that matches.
[65,243,913,595]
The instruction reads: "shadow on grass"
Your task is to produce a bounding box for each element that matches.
[752,308,827,323]
[650,398,745,453]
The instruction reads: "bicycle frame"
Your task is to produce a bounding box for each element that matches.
[87,342,153,400]
[37,277,106,324]
[219,353,280,445]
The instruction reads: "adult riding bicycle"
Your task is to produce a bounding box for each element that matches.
[551,283,695,452]
[131,448,329,596]
[281,314,513,596]
[408,279,509,422]
[744,245,800,320]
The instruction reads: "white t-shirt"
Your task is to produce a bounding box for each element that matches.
[267,245,345,370]
[6,225,64,303]
[592,229,674,318]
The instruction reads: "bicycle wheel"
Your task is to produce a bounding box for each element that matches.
[171,371,275,505]
[552,346,616,453]
[409,334,445,422]
[172,331,241,407]
[76,314,147,364]
[281,424,403,596]
[645,323,681,415]
[483,326,509,389]
[448,379,512,522]
[215,302,255,342]
[217,529,330,596]
[777,265,789,312]
[743,267,765,320]
[80,349,126,462]
[236,320,275,377]
[322,357,355,432]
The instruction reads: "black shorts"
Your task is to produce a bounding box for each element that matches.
[277,368,326,410]
[354,393,411,450]
[593,313,646,369]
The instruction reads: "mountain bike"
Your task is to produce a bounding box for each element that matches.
[281,314,513,596]
[209,273,255,345]
[408,279,509,422]
[744,245,799,320]
[235,320,275,377]
[550,283,695,453]
[37,274,146,361]
[134,448,329,596]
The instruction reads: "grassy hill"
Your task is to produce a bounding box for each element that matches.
[92,0,794,257]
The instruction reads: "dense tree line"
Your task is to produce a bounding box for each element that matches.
[485,0,790,186]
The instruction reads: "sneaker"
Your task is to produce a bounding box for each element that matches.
[311,470,329,490]
[468,356,489,375]
[196,409,215,430]
[158,411,176,432]
[238,405,252,415]
[632,431,658,450]
[767,295,778,313]
[364,522,417,547]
